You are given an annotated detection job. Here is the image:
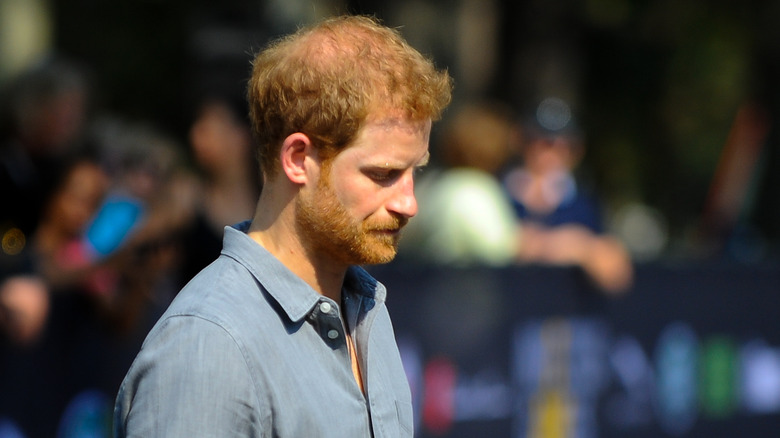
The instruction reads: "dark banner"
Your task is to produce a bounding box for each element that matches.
[1,262,779,437]
[370,262,780,438]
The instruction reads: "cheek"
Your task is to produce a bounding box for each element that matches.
[331,178,385,220]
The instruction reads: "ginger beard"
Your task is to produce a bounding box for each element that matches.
[295,161,408,266]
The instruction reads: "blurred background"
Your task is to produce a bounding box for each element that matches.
[3,0,779,259]
[1,0,779,437]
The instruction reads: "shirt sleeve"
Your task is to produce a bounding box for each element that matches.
[114,315,263,437]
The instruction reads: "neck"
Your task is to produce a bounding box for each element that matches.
[247,188,347,302]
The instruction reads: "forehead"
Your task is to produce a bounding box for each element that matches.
[338,118,431,160]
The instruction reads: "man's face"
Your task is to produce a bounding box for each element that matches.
[296,117,432,266]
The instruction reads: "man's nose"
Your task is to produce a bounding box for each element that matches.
[387,173,418,218]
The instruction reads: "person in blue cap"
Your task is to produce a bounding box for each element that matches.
[503,97,633,294]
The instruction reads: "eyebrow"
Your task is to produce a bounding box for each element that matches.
[377,151,430,169]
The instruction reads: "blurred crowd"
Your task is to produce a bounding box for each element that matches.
[0,55,640,350]
[0,53,637,435]
[398,98,634,294]
[0,55,259,436]
[0,55,259,347]
[0,58,631,343]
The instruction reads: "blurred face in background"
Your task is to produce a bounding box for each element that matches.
[47,161,108,236]
[189,100,252,176]
[20,90,87,156]
[522,134,582,175]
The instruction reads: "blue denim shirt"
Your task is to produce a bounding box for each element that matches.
[114,222,413,437]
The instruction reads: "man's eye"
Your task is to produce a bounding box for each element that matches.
[367,169,399,182]
[369,171,392,181]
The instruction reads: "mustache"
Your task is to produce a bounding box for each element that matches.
[365,215,408,231]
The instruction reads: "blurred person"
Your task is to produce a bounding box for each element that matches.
[83,118,200,331]
[0,275,49,345]
[503,97,633,294]
[504,98,598,231]
[0,157,109,349]
[13,154,165,337]
[90,117,198,249]
[399,101,523,266]
[0,156,131,437]
[30,158,111,294]
[0,151,184,437]
[0,56,90,243]
[178,97,260,284]
[0,58,91,345]
[114,15,452,437]
[0,271,61,438]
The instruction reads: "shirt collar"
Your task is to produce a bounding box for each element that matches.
[220,221,386,322]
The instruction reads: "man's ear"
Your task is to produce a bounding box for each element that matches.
[280,133,316,184]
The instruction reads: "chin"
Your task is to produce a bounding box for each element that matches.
[361,253,396,266]
[355,243,398,266]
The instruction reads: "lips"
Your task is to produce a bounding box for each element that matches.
[367,226,400,235]
[365,216,408,238]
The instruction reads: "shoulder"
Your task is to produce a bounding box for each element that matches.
[169,255,262,319]
[115,314,265,436]
[140,255,271,364]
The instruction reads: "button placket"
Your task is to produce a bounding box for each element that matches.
[312,299,346,348]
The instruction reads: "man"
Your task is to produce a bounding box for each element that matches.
[502,97,633,294]
[114,15,452,437]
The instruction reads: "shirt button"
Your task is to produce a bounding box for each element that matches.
[319,302,332,314]
[327,329,339,339]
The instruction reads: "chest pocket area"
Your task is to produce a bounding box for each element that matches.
[369,396,414,438]
[396,400,414,436]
